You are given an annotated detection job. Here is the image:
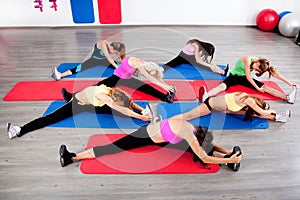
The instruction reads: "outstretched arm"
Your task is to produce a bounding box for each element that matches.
[272,72,297,87]
[138,66,172,92]
[96,92,150,121]
[244,98,275,117]
[187,137,242,164]
[99,40,119,69]
[243,57,264,93]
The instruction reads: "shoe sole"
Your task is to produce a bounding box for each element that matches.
[59,145,67,157]
[198,86,206,102]
[288,87,297,104]
[7,122,13,139]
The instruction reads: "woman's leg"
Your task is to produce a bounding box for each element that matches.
[75,126,154,159]
[163,52,189,70]
[118,78,169,102]
[18,100,76,136]
[170,103,211,121]
[262,85,287,100]
[207,83,227,98]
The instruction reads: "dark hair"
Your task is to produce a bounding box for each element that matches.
[111,42,126,60]
[191,126,215,166]
[187,39,215,60]
[111,88,130,108]
[239,94,270,121]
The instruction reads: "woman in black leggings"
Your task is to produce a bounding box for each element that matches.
[7,85,150,139]
[52,40,126,80]
[60,119,243,171]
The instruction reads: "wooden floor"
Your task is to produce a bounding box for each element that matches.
[0,26,300,199]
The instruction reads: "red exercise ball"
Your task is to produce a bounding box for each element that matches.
[256,9,279,31]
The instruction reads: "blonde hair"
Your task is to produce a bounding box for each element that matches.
[252,58,278,77]
[142,62,164,78]
[111,88,130,107]
[239,93,270,121]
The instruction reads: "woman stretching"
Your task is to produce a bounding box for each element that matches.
[7,84,151,139]
[62,56,176,103]
[200,56,297,104]
[172,91,291,123]
[52,40,126,80]
[59,119,243,171]
[163,39,228,76]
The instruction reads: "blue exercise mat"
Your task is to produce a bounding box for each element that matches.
[43,101,149,129]
[162,64,227,80]
[157,102,268,130]
[55,63,226,80]
[55,63,115,79]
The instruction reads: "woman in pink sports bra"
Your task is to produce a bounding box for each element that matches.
[62,56,176,103]
[60,118,243,171]
[162,39,228,76]
[171,91,291,123]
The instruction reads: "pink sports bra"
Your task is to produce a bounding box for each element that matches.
[114,57,136,79]
[160,119,183,144]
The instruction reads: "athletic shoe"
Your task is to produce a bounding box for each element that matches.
[7,122,21,139]
[275,110,291,123]
[59,144,76,167]
[52,67,61,80]
[142,104,154,119]
[151,115,162,123]
[295,30,300,45]
[198,86,208,102]
[61,88,73,102]
[225,146,242,172]
[287,86,297,104]
[166,86,176,103]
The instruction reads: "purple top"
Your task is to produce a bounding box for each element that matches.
[114,57,136,79]
[160,119,183,144]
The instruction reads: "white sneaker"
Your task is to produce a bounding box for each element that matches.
[52,67,61,80]
[7,123,21,139]
[275,110,291,123]
[142,104,154,119]
[287,86,297,104]
[198,86,208,102]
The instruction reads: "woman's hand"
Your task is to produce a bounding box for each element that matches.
[140,114,151,122]
[229,152,243,163]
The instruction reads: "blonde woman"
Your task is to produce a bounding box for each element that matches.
[172,91,291,123]
[7,85,150,139]
[62,56,176,103]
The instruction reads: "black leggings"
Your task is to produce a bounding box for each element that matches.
[93,126,192,157]
[70,44,115,74]
[163,51,200,70]
[19,98,119,137]
[96,74,168,101]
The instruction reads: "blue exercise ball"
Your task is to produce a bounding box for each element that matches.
[279,11,292,19]
[279,12,300,37]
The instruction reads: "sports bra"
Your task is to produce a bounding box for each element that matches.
[160,119,183,144]
[230,57,255,76]
[114,57,136,79]
[225,92,244,112]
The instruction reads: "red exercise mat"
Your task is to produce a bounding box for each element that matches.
[192,80,285,100]
[80,134,219,174]
[3,80,196,101]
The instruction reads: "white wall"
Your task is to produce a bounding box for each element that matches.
[0,0,299,27]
